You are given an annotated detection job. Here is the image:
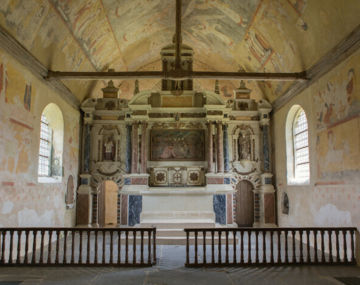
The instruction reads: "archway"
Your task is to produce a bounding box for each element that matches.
[98,180,118,227]
[235,180,254,227]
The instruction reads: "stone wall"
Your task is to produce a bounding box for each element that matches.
[0,47,80,227]
[273,48,360,230]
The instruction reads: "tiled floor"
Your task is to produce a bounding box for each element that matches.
[0,245,359,285]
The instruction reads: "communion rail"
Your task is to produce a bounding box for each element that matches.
[184,227,358,267]
[0,227,156,266]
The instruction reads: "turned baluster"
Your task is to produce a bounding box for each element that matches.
[203,230,206,264]
[55,230,60,264]
[233,230,237,264]
[102,231,106,264]
[218,230,222,264]
[133,230,137,264]
[350,229,355,264]
[9,230,14,264]
[86,230,90,264]
[79,230,83,264]
[147,230,151,265]
[270,230,274,264]
[343,230,348,263]
[125,231,129,264]
[225,230,229,264]
[277,231,281,264]
[63,230,68,264]
[211,231,215,264]
[321,230,325,263]
[118,230,122,264]
[240,231,244,264]
[110,230,114,265]
[194,230,198,265]
[95,230,98,264]
[255,230,259,264]
[299,230,304,264]
[46,230,52,264]
[291,230,295,263]
[263,230,266,263]
[335,230,340,263]
[248,230,251,263]
[16,230,22,264]
[328,230,333,263]
[306,230,310,263]
[70,230,75,264]
[153,228,156,265]
[1,231,6,264]
[285,230,289,264]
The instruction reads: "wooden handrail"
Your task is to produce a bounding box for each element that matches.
[184,227,357,267]
[0,227,156,266]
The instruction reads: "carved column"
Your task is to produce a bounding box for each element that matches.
[83,124,91,173]
[223,124,229,172]
[258,108,276,227]
[207,122,214,173]
[131,123,139,173]
[216,122,224,173]
[140,122,147,173]
[76,111,93,227]
[126,125,132,173]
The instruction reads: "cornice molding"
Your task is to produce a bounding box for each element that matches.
[0,25,80,109]
[273,24,360,111]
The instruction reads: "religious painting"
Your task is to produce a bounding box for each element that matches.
[314,64,360,130]
[150,129,205,161]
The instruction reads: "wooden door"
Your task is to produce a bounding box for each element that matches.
[235,180,254,227]
[98,181,118,227]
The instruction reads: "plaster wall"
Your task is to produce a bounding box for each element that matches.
[0,47,80,227]
[273,48,360,231]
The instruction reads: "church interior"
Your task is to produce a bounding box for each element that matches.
[0,0,360,281]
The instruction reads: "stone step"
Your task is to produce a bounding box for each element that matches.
[140,220,215,229]
[121,235,237,245]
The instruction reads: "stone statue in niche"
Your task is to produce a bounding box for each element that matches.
[238,133,251,160]
[103,136,115,161]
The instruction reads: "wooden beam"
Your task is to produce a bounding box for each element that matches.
[273,24,360,111]
[0,25,80,109]
[46,70,308,81]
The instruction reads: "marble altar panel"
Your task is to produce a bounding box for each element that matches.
[213,194,226,225]
[128,195,142,226]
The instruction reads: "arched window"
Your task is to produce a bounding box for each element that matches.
[286,105,310,184]
[38,103,64,183]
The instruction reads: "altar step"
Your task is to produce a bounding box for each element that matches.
[139,220,236,245]
[140,219,215,229]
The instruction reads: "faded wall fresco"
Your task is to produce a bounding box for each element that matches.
[0,47,80,227]
[313,52,360,182]
[273,48,360,231]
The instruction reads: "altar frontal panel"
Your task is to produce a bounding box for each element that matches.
[150,129,205,161]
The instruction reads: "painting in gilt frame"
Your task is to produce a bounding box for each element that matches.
[150,129,205,161]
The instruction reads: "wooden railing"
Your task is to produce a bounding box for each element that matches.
[0,227,156,266]
[184,227,358,267]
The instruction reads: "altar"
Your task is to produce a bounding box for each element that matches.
[75,41,276,233]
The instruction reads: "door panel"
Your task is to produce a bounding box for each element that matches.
[235,180,254,227]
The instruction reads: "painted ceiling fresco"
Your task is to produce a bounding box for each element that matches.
[0,0,360,103]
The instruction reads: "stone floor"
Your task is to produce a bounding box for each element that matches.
[0,246,359,285]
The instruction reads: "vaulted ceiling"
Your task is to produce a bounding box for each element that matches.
[0,0,360,103]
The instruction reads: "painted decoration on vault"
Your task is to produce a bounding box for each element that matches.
[150,130,205,161]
